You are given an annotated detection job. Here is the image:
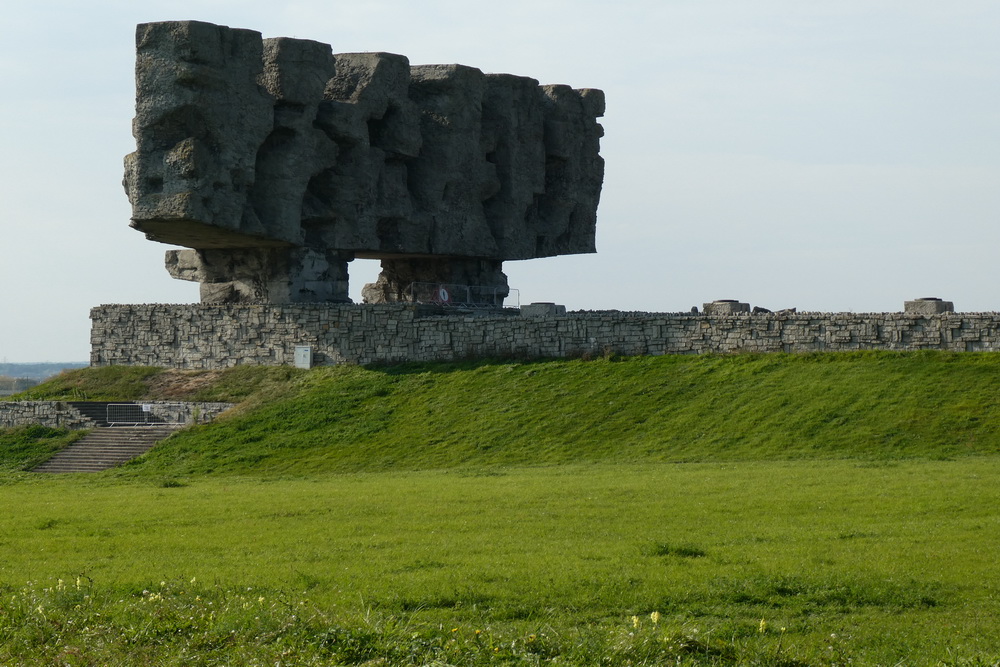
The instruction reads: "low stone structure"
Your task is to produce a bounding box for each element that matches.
[125,21,604,305]
[90,303,1000,369]
[520,302,567,317]
[703,300,751,315]
[0,402,233,430]
[904,297,955,315]
[0,403,97,430]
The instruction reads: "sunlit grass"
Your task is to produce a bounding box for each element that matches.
[6,366,163,401]
[1,460,999,663]
[117,351,1000,478]
[0,426,83,476]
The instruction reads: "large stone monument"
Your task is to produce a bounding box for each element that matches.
[124,21,604,305]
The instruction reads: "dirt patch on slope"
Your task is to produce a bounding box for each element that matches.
[144,370,226,400]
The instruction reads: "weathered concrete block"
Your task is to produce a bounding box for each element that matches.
[703,300,751,315]
[520,302,567,317]
[904,298,954,315]
[125,21,604,304]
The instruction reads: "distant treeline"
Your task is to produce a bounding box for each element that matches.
[0,362,88,381]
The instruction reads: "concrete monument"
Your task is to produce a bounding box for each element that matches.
[124,21,605,304]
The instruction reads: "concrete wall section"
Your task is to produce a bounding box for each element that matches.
[90,304,1000,369]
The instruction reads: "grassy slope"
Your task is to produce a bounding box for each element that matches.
[7,351,1000,477]
[6,365,303,403]
[0,427,83,476]
[78,350,1000,477]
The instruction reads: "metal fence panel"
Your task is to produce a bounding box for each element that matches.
[106,403,185,426]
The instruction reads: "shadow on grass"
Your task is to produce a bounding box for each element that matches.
[363,352,637,376]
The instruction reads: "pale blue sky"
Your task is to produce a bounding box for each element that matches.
[2,1,999,361]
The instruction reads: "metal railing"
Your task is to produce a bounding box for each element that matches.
[404,283,520,309]
[106,403,186,426]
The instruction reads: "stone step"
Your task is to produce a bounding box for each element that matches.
[42,446,153,455]
[67,443,160,451]
[40,448,155,459]
[33,426,180,473]
[62,429,168,441]
[66,401,119,427]
[36,459,141,470]
[60,441,168,451]
[35,465,115,473]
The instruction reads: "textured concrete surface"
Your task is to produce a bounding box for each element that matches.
[125,21,604,304]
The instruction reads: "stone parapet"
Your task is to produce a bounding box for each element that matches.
[0,402,96,430]
[0,401,234,430]
[90,304,1000,370]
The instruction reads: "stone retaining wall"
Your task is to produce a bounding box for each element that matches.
[0,401,234,430]
[0,403,96,430]
[90,304,1000,369]
[138,402,234,426]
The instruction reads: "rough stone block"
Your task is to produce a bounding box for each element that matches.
[703,300,751,315]
[520,302,567,317]
[904,298,954,315]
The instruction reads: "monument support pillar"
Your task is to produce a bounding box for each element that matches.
[361,257,509,306]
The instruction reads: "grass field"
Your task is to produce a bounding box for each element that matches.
[3,353,1000,664]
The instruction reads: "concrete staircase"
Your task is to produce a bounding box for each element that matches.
[66,401,116,426]
[32,425,179,473]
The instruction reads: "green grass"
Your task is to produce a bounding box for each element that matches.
[4,351,1000,664]
[104,351,1000,478]
[6,365,304,403]
[5,365,162,401]
[1,461,999,664]
[0,426,82,477]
